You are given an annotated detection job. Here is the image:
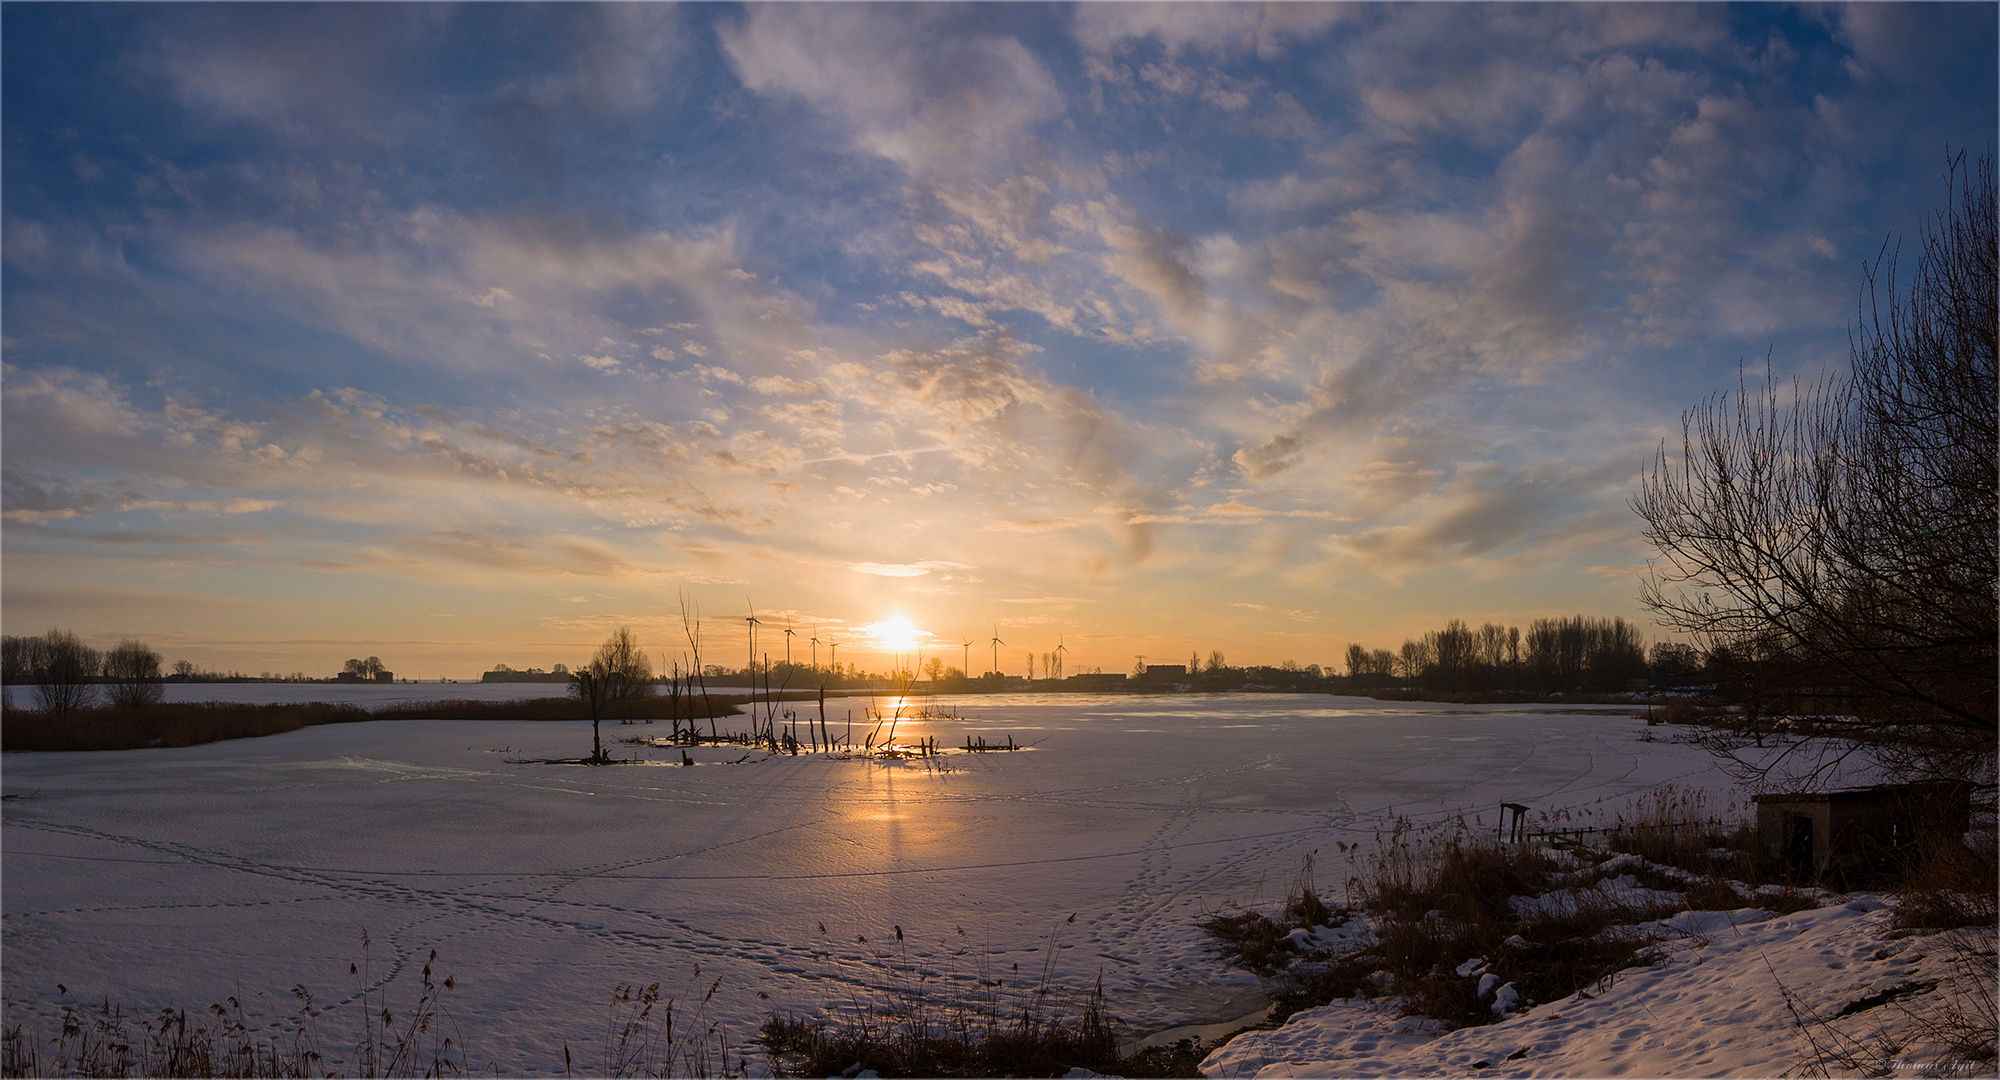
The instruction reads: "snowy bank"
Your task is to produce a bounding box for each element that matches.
[1202,897,1994,1078]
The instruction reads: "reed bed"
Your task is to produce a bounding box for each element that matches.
[2,943,741,1079]
[756,920,1203,1078]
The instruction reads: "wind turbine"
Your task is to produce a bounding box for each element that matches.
[961,639,973,677]
[989,625,1005,678]
[744,601,761,678]
[1054,636,1068,681]
[827,641,841,672]
[783,623,797,667]
[810,630,821,671]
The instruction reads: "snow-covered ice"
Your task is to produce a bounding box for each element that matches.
[4,693,1736,1074]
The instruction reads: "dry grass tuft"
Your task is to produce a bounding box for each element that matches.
[1892,821,1998,931]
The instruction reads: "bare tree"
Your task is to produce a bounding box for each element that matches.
[2,634,45,710]
[32,629,101,715]
[1425,619,1478,691]
[571,627,655,762]
[1635,149,1996,782]
[2,635,41,688]
[1395,639,1432,684]
[104,639,165,709]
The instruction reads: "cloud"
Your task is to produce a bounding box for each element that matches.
[1233,433,1306,481]
[722,7,1061,174]
[165,208,816,396]
[848,560,972,578]
[1322,457,1641,581]
[398,530,643,579]
[750,375,820,396]
[1071,4,1355,59]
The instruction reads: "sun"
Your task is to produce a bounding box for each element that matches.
[875,615,920,653]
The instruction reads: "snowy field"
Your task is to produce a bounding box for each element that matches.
[2,693,1736,1075]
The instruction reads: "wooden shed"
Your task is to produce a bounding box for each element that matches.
[1753,782,1971,885]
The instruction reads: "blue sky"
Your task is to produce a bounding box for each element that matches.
[4,3,1994,678]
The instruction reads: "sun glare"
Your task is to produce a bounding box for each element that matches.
[873,615,921,653]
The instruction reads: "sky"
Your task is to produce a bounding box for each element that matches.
[3,3,1994,680]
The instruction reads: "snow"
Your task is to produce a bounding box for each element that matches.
[1201,899,1993,1078]
[1,693,1807,1075]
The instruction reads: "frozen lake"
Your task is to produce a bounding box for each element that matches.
[1,693,1726,1075]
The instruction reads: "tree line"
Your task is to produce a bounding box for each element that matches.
[2,630,407,715]
[2,629,166,712]
[1342,615,1654,694]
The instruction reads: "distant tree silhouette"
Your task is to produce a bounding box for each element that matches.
[104,639,164,709]
[342,656,386,679]
[1648,642,1703,685]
